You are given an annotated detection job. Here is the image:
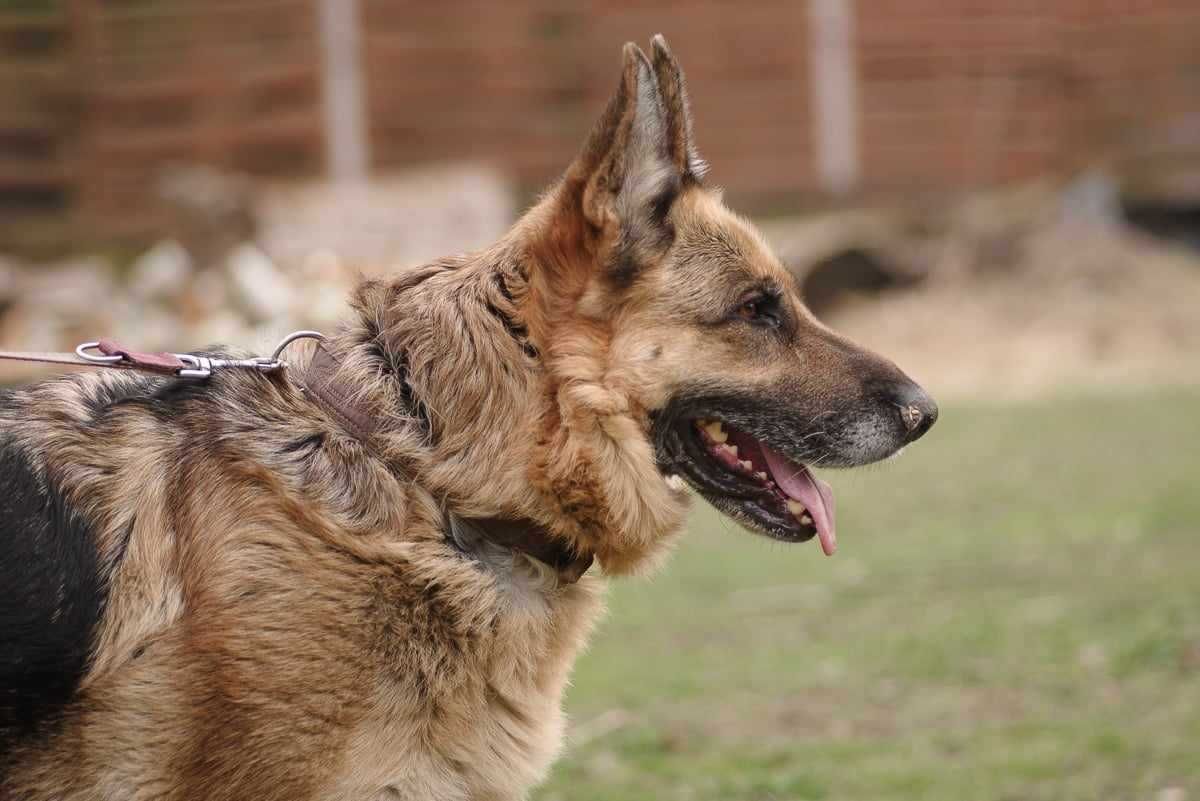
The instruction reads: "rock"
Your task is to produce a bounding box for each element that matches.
[158,165,258,270]
[128,240,193,302]
[184,269,236,327]
[21,258,116,311]
[194,311,254,351]
[800,247,925,317]
[761,210,930,316]
[292,249,351,327]
[107,300,182,352]
[1061,169,1123,227]
[256,165,515,274]
[226,243,296,323]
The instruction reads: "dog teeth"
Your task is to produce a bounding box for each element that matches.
[755,471,768,481]
[788,499,815,526]
[702,420,728,443]
[721,444,738,458]
[739,460,753,471]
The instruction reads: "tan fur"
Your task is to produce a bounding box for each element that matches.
[0,38,930,800]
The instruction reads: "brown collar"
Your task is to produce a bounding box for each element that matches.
[302,344,379,442]
[446,514,593,585]
[302,343,592,585]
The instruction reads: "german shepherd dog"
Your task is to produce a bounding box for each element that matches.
[0,37,935,800]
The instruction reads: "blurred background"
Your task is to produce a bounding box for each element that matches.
[1,1,1198,799]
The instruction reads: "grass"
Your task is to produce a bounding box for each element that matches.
[535,386,1200,801]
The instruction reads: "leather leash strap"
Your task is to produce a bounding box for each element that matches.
[0,340,186,374]
[302,342,593,585]
[0,349,104,369]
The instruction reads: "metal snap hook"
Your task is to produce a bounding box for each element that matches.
[175,354,214,379]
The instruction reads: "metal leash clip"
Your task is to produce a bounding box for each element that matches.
[74,330,326,380]
[174,354,281,380]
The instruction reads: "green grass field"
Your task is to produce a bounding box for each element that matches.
[536,387,1200,801]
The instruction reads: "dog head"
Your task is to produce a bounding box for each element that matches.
[355,37,936,575]
[511,37,936,572]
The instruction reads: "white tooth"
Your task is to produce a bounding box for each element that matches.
[755,471,768,481]
[787,500,806,516]
[704,421,728,443]
[800,514,813,525]
[740,460,753,471]
[721,444,738,457]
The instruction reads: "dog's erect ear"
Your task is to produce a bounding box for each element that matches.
[649,34,707,181]
[571,37,705,281]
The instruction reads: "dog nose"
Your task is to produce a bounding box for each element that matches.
[895,384,938,442]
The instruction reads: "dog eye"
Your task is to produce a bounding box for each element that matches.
[733,293,781,328]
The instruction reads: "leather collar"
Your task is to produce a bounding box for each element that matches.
[301,343,592,585]
[302,344,378,442]
[446,513,593,585]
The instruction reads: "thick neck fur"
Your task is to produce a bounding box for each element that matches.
[326,183,689,576]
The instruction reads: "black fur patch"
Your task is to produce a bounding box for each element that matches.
[648,176,681,226]
[610,177,680,289]
[280,433,326,456]
[484,300,539,360]
[494,271,516,304]
[491,273,539,359]
[0,440,105,756]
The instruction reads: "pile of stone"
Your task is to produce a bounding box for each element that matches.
[0,164,515,383]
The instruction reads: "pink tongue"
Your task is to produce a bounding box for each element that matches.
[761,445,837,556]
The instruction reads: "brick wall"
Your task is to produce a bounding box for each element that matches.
[361,0,1200,207]
[2,1,1199,251]
[0,5,76,255]
[856,0,1200,194]
[74,0,325,239]
[363,0,816,203]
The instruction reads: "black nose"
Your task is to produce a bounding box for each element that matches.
[895,384,938,443]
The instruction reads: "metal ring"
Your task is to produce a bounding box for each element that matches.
[75,342,124,364]
[270,330,326,362]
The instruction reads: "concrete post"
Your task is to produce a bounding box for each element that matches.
[317,0,369,183]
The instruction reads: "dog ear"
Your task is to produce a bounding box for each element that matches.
[571,38,705,283]
[649,34,707,181]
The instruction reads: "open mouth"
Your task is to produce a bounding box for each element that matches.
[674,418,837,555]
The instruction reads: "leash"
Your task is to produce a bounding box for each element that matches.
[0,327,594,584]
[0,330,326,380]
